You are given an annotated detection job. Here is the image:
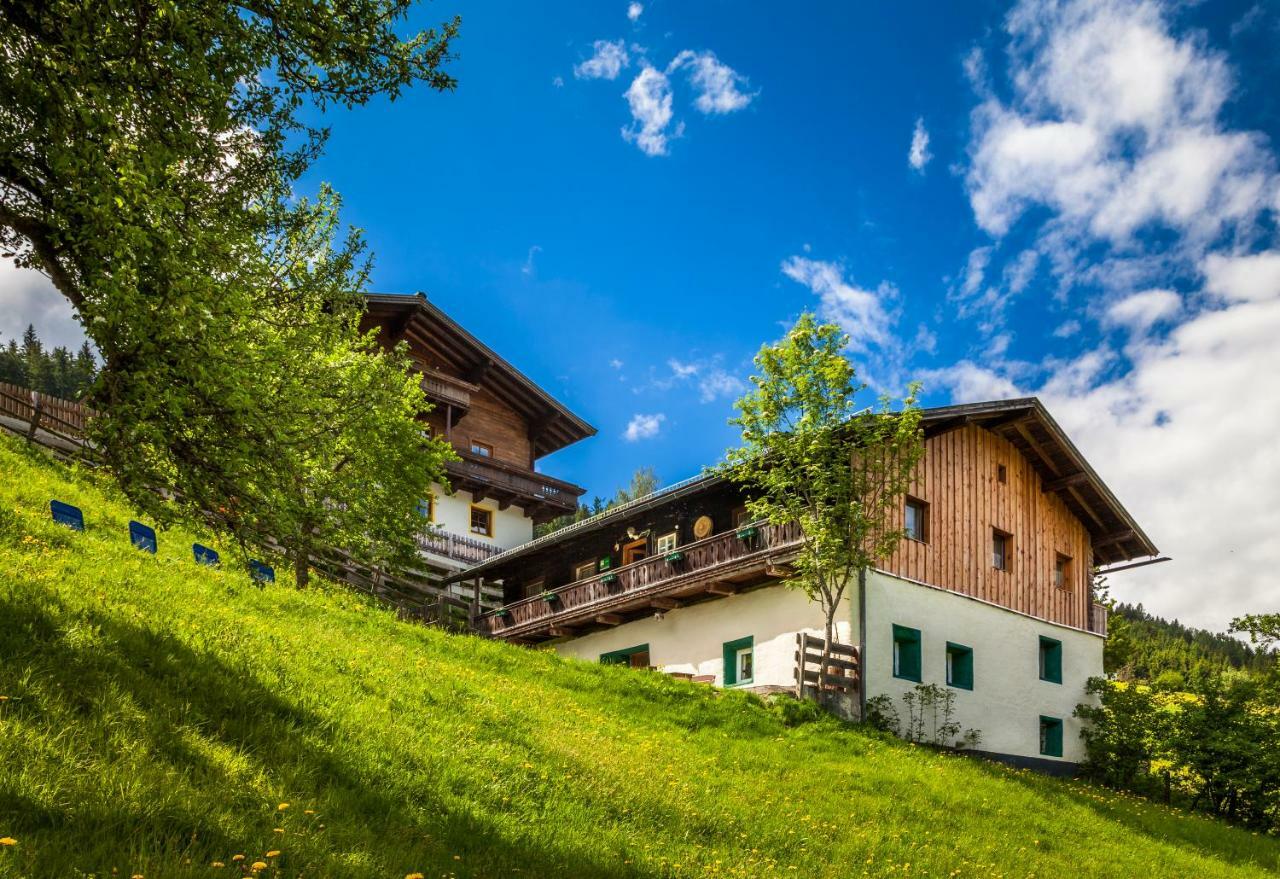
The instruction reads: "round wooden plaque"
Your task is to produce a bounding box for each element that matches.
[692,515,714,539]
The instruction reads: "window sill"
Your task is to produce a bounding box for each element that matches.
[946,683,973,691]
[892,673,922,683]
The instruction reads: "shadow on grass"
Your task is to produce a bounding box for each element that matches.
[956,749,1280,872]
[0,588,648,878]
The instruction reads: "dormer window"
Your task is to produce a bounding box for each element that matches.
[470,441,493,458]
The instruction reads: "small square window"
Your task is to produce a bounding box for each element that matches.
[470,441,493,458]
[723,636,754,686]
[523,578,545,599]
[655,531,678,554]
[904,497,928,543]
[892,624,922,682]
[992,529,1012,571]
[946,642,974,690]
[470,506,494,537]
[573,560,597,581]
[1039,636,1063,684]
[1055,553,1072,590]
[1039,716,1064,758]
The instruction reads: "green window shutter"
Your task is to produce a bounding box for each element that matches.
[600,644,649,666]
[1039,636,1062,684]
[945,642,974,690]
[892,625,922,682]
[722,636,754,686]
[1039,716,1063,757]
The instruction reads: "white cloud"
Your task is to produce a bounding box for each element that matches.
[627,2,643,22]
[1202,250,1280,303]
[1053,318,1082,338]
[623,412,665,441]
[610,358,624,370]
[698,369,745,403]
[668,50,755,115]
[521,245,542,277]
[574,39,630,81]
[0,258,86,351]
[1105,288,1182,333]
[667,358,699,379]
[781,256,893,354]
[622,66,679,157]
[908,117,932,172]
[553,75,565,88]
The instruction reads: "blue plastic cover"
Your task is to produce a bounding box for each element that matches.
[50,500,84,531]
[129,520,157,554]
[192,543,220,567]
[249,559,275,584]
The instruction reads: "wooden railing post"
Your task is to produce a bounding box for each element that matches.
[25,391,41,444]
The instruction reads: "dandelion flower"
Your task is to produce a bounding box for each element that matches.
[406,874,425,879]
[0,837,15,846]
[231,854,245,862]
[251,861,268,871]
[273,827,285,833]
[265,851,280,858]
[277,803,289,811]
[211,862,225,868]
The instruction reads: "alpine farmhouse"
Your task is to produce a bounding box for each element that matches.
[372,294,1159,772]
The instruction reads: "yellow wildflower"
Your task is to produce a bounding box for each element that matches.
[277,802,289,811]
[231,854,245,862]
[251,861,268,871]
[211,862,225,869]
[265,851,280,858]
[0,837,15,846]
[406,873,425,879]
[303,809,315,815]
[273,827,285,833]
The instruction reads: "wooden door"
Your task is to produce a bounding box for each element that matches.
[621,538,648,566]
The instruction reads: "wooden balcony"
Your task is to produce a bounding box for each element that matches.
[476,521,804,642]
[1088,601,1108,637]
[446,451,583,520]
[419,368,476,411]
[417,530,506,565]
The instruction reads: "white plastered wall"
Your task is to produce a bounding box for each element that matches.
[860,569,1102,763]
[430,483,533,552]
[553,585,852,689]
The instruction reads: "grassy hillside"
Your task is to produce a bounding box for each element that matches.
[1,435,1277,878]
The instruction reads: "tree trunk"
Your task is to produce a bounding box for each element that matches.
[294,536,311,589]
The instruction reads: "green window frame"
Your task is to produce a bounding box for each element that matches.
[945,642,974,690]
[722,636,754,686]
[1039,715,1064,758]
[600,644,650,667]
[892,624,922,682]
[1039,636,1063,684]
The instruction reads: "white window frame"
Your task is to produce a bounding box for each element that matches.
[735,646,754,684]
[655,531,678,554]
[573,559,597,581]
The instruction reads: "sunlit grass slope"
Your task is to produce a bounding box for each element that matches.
[0,434,1277,878]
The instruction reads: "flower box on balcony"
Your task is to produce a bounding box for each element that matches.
[664,551,685,564]
[735,526,758,540]
[493,608,511,619]
[541,592,560,605]
[600,572,619,586]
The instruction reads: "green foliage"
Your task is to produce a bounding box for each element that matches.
[1111,603,1275,682]
[865,684,980,749]
[0,325,96,399]
[1077,676,1280,831]
[721,313,924,672]
[1231,614,1280,652]
[0,0,459,574]
[1,437,1277,877]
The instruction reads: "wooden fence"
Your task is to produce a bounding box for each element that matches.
[0,381,94,447]
[795,631,860,696]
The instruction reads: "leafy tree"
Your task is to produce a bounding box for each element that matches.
[614,466,659,505]
[722,313,924,693]
[1231,614,1280,652]
[1111,603,1274,682]
[0,1,460,577]
[535,469,662,538]
[0,324,97,398]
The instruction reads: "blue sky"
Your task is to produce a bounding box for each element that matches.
[4,0,1279,628]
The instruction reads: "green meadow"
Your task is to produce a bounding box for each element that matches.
[0,433,1276,878]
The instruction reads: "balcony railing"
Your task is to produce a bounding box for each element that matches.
[417,530,505,565]
[446,452,582,512]
[419,368,475,410]
[1088,601,1108,637]
[476,521,804,639]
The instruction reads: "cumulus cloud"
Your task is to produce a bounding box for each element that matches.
[0,258,86,350]
[781,256,894,354]
[623,412,665,441]
[943,0,1280,628]
[622,66,679,157]
[651,357,744,403]
[627,2,643,22]
[908,117,932,172]
[668,50,755,115]
[574,40,630,81]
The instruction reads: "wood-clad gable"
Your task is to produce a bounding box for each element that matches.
[882,423,1093,630]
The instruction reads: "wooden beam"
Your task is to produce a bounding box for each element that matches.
[1067,485,1107,530]
[1042,471,1089,493]
[1012,421,1063,477]
[650,597,681,610]
[1092,529,1136,548]
[547,625,577,638]
[595,613,623,626]
[765,563,795,578]
[465,358,494,386]
[706,582,738,596]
